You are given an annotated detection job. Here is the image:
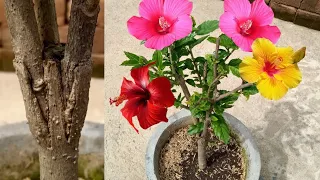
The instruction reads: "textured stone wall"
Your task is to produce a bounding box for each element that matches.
[268,0,320,30]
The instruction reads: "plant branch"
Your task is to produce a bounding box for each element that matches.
[180,104,189,110]
[224,49,235,61]
[198,107,213,169]
[4,0,44,92]
[188,46,202,83]
[215,83,253,102]
[212,37,220,100]
[34,0,60,44]
[168,46,191,100]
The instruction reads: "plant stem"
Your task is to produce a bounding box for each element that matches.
[189,46,202,84]
[168,46,198,124]
[198,107,212,169]
[215,83,253,102]
[213,37,220,100]
[198,37,221,170]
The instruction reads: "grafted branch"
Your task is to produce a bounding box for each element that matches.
[4,0,44,92]
[4,0,49,143]
[34,0,60,44]
[62,0,100,143]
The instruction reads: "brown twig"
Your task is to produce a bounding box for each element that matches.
[168,46,191,100]
[213,37,220,100]
[215,83,253,102]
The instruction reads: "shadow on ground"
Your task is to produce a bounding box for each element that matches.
[255,101,320,180]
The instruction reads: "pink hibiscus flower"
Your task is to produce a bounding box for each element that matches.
[219,0,281,52]
[110,64,175,133]
[127,0,193,50]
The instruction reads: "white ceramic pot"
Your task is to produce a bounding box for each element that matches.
[146,109,261,180]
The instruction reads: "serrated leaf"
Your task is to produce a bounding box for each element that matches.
[187,122,204,135]
[196,20,219,35]
[124,51,140,61]
[121,60,139,66]
[208,34,238,50]
[153,50,163,70]
[211,117,230,144]
[242,85,259,99]
[175,33,196,48]
[190,35,209,48]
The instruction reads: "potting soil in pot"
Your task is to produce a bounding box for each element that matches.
[159,127,246,180]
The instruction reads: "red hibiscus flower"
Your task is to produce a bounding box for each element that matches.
[110,64,175,132]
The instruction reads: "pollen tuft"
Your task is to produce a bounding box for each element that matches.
[109,95,127,106]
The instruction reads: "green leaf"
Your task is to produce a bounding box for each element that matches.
[211,116,230,144]
[229,66,240,77]
[196,20,219,35]
[140,40,146,45]
[219,34,238,50]
[121,60,139,66]
[188,122,204,135]
[153,50,163,70]
[191,16,196,27]
[206,70,213,84]
[124,51,140,61]
[228,58,242,66]
[242,85,259,99]
[186,79,196,87]
[175,33,196,48]
[190,35,209,48]
[208,34,238,50]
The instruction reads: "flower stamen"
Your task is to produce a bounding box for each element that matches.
[109,95,127,106]
[158,16,171,34]
[239,19,253,35]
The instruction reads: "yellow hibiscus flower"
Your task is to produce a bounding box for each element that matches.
[239,38,305,100]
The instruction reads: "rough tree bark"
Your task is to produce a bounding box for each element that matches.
[4,0,99,179]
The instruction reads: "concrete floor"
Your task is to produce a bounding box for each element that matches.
[0,72,104,125]
[105,0,320,179]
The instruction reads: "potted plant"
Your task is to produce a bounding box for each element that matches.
[110,0,306,179]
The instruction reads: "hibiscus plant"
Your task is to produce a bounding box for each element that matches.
[111,0,306,170]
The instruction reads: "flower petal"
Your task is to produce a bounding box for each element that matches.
[163,0,192,19]
[130,64,151,88]
[251,25,281,44]
[231,34,254,52]
[139,0,164,21]
[137,101,168,129]
[145,33,175,50]
[219,12,239,38]
[274,65,302,89]
[257,77,288,100]
[127,16,157,41]
[121,97,144,133]
[250,0,274,26]
[239,57,264,83]
[147,77,175,107]
[251,38,278,61]
[224,0,251,20]
[170,14,193,40]
[120,77,146,99]
[276,47,294,67]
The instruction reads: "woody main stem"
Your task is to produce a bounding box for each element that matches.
[168,46,198,124]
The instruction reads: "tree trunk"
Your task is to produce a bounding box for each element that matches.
[4,0,100,179]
